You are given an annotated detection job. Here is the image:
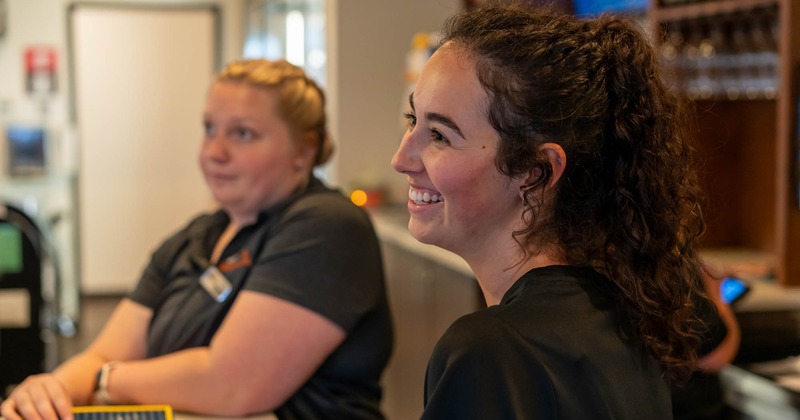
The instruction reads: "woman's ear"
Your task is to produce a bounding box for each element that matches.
[538,142,566,188]
[294,131,319,170]
[517,143,566,201]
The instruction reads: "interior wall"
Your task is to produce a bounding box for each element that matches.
[0,0,244,135]
[0,0,244,295]
[327,0,461,204]
[1,0,458,293]
[71,5,218,294]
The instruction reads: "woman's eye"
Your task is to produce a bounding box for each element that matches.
[203,122,215,137]
[403,112,417,129]
[430,129,449,145]
[233,127,254,141]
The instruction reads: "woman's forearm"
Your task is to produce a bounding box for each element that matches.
[696,298,741,372]
[107,347,270,416]
[51,352,109,405]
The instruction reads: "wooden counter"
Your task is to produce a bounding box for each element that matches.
[369,207,482,420]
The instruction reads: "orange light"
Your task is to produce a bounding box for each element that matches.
[350,189,368,207]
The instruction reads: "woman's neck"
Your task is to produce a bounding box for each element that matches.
[223,173,311,230]
[466,244,565,306]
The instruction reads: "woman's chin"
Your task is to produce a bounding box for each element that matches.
[408,223,441,248]
[208,187,237,203]
[211,195,241,212]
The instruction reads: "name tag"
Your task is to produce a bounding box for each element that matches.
[199,266,232,302]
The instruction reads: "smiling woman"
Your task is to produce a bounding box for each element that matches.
[393,51,522,265]
[392,4,721,419]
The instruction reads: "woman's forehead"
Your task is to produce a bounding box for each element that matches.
[415,48,485,108]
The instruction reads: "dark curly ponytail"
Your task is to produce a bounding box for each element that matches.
[441,4,707,382]
[591,17,707,382]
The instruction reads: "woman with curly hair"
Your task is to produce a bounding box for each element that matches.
[392,3,722,418]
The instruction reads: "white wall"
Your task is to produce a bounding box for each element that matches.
[0,0,244,132]
[72,6,220,294]
[0,0,459,294]
[0,0,244,178]
[327,0,461,204]
[0,0,68,130]
[0,0,244,298]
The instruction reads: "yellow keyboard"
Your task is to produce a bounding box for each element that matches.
[72,405,173,420]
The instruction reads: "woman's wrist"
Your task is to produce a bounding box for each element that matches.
[93,362,121,405]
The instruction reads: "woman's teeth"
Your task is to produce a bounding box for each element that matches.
[409,188,443,205]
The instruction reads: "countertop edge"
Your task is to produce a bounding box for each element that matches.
[369,211,474,279]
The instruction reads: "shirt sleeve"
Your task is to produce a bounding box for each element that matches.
[422,314,558,420]
[243,192,385,332]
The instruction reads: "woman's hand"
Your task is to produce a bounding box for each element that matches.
[0,373,74,420]
[0,299,151,420]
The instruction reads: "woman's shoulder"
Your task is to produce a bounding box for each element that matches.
[150,210,225,253]
[184,209,226,231]
[435,309,523,355]
[428,309,553,388]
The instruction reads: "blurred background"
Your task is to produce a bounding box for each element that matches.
[2,0,800,418]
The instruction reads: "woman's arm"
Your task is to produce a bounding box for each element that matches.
[695,270,741,372]
[0,299,151,420]
[57,299,151,403]
[105,291,346,416]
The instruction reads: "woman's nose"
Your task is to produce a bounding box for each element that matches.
[391,133,420,174]
[202,135,228,161]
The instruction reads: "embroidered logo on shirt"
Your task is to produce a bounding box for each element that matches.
[217,249,252,272]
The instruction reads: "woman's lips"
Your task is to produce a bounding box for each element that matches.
[207,172,236,182]
[408,187,443,205]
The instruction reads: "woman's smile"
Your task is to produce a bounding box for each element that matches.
[408,187,444,205]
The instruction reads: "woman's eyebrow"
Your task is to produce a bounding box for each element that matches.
[426,112,465,140]
[409,93,466,140]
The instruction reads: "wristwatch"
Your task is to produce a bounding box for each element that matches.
[93,362,121,405]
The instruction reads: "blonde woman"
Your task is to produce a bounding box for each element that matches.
[2,59,393,420]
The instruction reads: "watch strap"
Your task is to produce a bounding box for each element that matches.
[93,362,121,405]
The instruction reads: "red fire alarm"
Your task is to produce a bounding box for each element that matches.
[24,45,58,93]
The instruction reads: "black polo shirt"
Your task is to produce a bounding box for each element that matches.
[129,176,393,419]
[423,265,671,420]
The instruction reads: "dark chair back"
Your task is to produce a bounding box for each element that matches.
[0,203,46,398]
